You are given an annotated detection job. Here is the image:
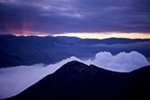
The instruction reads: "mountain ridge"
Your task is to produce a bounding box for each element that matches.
[7,61,150,100]
[0,35,150,68]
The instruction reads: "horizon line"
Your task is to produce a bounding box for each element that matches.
[1,32,150,39]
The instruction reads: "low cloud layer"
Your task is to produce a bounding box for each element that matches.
[87,51,149,72]
[0,51,149,99]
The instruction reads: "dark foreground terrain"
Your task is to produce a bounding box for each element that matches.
[7,61,150,100]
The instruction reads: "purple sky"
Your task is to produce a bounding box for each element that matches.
[0,0,150,36]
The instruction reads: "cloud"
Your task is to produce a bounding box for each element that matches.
[0,51,149,99]
[0,0,150,34]
[87,51,150,72]
[0,57,81,99]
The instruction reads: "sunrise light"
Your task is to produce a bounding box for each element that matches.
[53,32,150,39]
[13,33,49,37]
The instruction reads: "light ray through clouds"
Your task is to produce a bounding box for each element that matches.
[0,0,150,37]
[0,51,149,99]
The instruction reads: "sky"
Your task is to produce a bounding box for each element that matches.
[0,51,149,99]
[0,0,150,39]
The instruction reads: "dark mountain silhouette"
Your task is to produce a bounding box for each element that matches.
[55,36,81,43]
[75,37,150,45]
[7,61,150,100]
[0,34,150,68]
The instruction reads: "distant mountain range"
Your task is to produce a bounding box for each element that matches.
[7,61,150,100]
[0,34,150,67]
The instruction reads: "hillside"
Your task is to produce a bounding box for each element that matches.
[8,61,150,100]
[0,35,150,68]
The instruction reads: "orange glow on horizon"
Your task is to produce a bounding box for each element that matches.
[12,32,150,39]
[52,32,150,39]
[13,33,30,37]
[13,33,49,37]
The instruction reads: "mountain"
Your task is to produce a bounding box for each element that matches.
[7,61,150,100]
[0,34,150,68]
[75,37,150,45]
[55,36,81,43]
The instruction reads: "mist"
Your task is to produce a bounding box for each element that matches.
[0,51,149,99]
[87,51,150,72]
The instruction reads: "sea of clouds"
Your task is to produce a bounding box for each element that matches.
[0,51,149,99]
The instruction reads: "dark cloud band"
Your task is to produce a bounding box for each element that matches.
[0,0,150,35]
